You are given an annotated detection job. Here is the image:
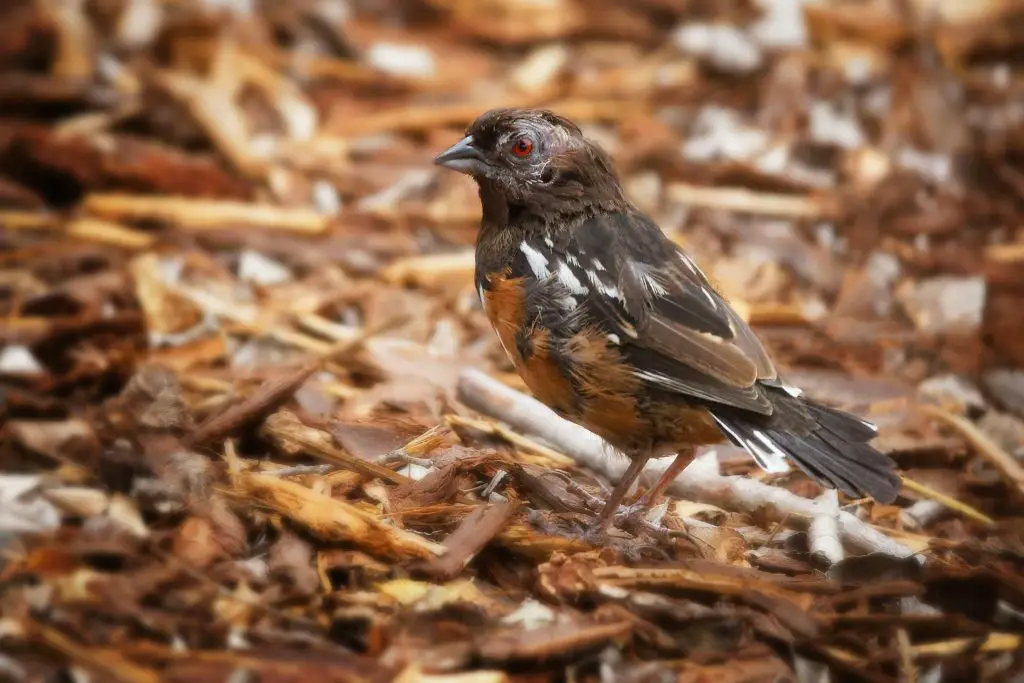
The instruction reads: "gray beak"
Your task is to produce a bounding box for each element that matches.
[433,135,488,176]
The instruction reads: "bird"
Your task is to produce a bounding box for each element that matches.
[434,108,901,534]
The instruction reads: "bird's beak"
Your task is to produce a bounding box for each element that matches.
[433,135,487,176]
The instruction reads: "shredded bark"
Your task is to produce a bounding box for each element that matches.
[2,1,1024,681]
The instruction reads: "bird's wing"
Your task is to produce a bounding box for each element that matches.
[533,210,781,415]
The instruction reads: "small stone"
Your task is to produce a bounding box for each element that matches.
[983,369,1024,418]
[673,23,763,74]
[0,346,44,374]
[976,411,1024,460]
[809,100,865,149]
[750,0,809,49]
[366,43,435,79]
[897,276,986,334]
[238,250,292,286]
[511,44,569,93]
[917,374,987,415]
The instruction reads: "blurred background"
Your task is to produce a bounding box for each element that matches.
[2,0,1023,395]
[2,1,1024,680]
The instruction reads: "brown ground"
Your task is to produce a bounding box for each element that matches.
[1,1,1023,681]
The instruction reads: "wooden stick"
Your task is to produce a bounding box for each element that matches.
[32,624,160,683]
[666,183,839,219]
[984,242,1024,263]
[917,404,1024,499]
[84,193,330,234]
[0,211,59,230]
[909,632,1020,658]
[900,476,994,526]
[809,490,844,566]
[234,472,444,560]
[66,218,155,249]
[380,250,476,289]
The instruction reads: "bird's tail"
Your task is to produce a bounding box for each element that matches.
[709,391,901,504]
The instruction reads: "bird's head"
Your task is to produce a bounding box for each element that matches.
[434,108,625,214]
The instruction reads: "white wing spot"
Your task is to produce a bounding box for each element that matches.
[607,333,621,344]
[566,253,580,267]
[634,369,681,387]
[700,287,718,309]
[630,261,668,297]
[584,267,623,301]
[642,272,668,297]
[592,258,606,271]
[557,261,588,295]
[750,430,791,473]
[781,383,803,398]
[543,236,554,248]
[678,252,698,273]
[711,416,791,475]
[520,242,550,279]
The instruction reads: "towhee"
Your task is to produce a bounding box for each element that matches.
[435,108,900,533]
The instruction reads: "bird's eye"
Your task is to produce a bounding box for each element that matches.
[511,137,534,158]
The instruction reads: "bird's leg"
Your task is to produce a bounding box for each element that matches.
[611,447,697,541]
[631,447,695,512]
[576,451,701,547]
[591,454,651,535]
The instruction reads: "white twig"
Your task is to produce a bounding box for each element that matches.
[265,464,336,477]
[457,368,915,560]
[809,489,844,566]
[901,499,951,530]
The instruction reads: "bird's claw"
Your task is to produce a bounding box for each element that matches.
[565,479,608,513]
[612,503,667,538]
[595,503,698,547]
[579,526,612,547]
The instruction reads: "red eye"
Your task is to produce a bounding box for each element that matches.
[511,137,534,157]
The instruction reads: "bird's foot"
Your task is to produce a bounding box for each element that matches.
[565,479,609,514]
[611,502,700,547]
[575,502,663,544]
[612,502,668,539]
[578,526,613,547]
[570,502,698,551]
